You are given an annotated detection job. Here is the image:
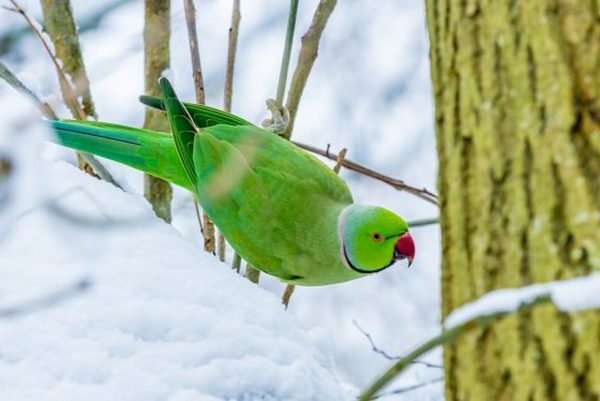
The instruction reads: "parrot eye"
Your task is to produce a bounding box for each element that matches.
[371,232,383,243]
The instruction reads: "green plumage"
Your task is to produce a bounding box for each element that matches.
[49,78,413,286]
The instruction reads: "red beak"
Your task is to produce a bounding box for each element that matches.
[395,233,415,267]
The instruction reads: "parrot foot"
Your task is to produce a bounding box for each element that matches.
[261,98,289,135]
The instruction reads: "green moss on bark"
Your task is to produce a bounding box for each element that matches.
[143,0,172,223]
[425,0,600,400]
[40,0,95,118]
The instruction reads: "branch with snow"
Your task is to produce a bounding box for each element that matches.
[358,272,600,400]
[370,376,443,399]
[444,272,600,328]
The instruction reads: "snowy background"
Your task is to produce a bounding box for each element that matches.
[0,0,441,400]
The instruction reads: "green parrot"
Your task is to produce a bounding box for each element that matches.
[50,78,415,286]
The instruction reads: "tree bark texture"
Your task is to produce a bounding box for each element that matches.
[143,0,172,223]
[40,0,96,118]
[40,0,98,174]
[426,1,600,400]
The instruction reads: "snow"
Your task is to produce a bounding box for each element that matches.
[0,155,349,401]
[444,273,600,329]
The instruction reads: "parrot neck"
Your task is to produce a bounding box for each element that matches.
[337,205,353,270]
[337,204,379,274]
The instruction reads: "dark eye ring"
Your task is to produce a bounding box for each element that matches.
[371,232,383,243]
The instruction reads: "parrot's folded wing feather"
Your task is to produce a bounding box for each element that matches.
[193,124,354,283]
[159,78,199,187]
[139,94,253,128]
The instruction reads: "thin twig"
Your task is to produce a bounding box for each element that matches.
[281,284,295,309]
[281,0,337,139]
[0,0,136,58]
[217,233,226,262]
[223,0,240,112]
[369,377,444,400]
[293,141,438,205]
[219,0,242,263]
[407,217,439,227]
[275,0,299,106]
[232,253,241,272]
[0,59,115,186]
[8,0,119,187]
[8,1,84,119]
[183,0,205,104]
[357,293,553,400]
[0,61,58,119]
[183,0,215,253]
[333,147,346,174]
[353,320,442,369]
[39,0,96,118]
[0,277,92,319]
[245,263,260,284]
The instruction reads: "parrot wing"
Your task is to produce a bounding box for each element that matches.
[159,78,198,188]
[158,78,354,282]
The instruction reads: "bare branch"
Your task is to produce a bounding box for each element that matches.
[281,284,295,309]
[232,253,241,272]
[357,293,553,400]
[9,0,85,119]
[332,147,346,174]
[407,217,439,228]
[281,0,337,139]
[220,0,242,264]
[0,60,58,119]
[369,377,444,400]
[39,0,96,118]
[183,0,205,104]
[275,0,299,106]
[245,263,260,284]
[293,141,438,205]
[223,0,240,112]
[0,277,91,319]
[8,0,119,187]
[182,0,215,252]
[353,320,442,369]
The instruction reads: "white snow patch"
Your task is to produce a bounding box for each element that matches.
[445,272,600,329]
[0,161,349,401]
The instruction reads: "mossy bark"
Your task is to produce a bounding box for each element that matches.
[40,0,98,175]
[425,1,600,400]
[40,0,96,119]
[143,0,172,222]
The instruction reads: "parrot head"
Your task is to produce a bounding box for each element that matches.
[339,205,415,273]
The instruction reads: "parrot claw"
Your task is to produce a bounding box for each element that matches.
[261,98,289,135]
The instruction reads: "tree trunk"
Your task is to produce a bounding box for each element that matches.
[143,0,172,222]
[425,1,600,400]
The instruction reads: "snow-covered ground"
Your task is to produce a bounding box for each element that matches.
[0,1,442,400]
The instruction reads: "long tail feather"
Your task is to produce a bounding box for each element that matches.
[50,120,193,191]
